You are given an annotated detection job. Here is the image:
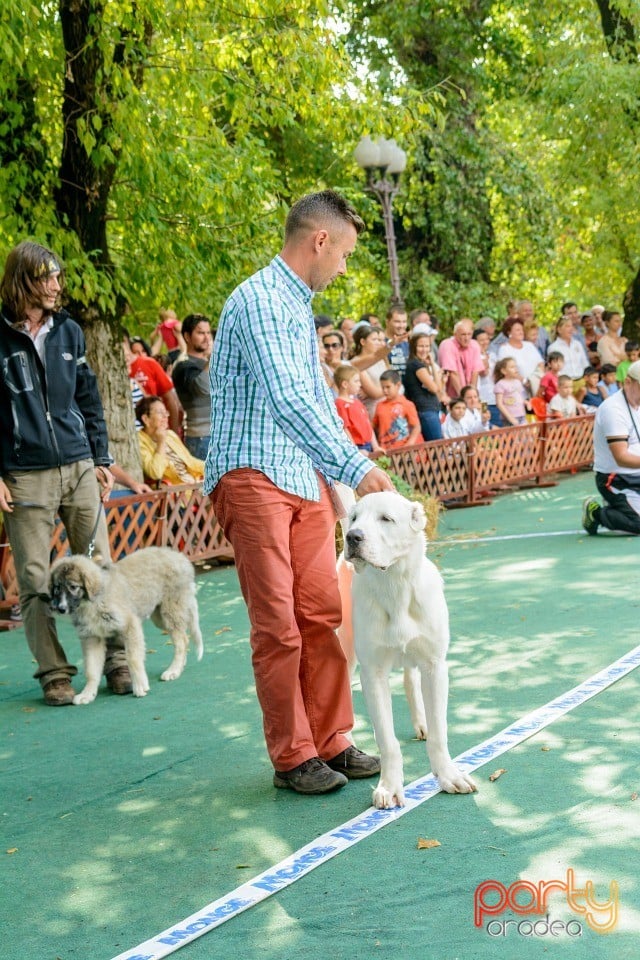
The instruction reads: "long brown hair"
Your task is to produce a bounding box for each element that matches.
[0,241,64,322]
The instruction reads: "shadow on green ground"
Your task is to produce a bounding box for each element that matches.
[2,472,639,959]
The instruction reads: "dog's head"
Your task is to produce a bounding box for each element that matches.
[48,555,104,615]
[344,491,426,571]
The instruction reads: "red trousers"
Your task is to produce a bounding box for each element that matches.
[211,469,354,771]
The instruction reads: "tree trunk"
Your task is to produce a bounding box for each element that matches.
[55,0,150,476]
[623,269,640,341]
[594,0,640,336]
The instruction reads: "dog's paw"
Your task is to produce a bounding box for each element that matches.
[132,680,150,697]
[437,764,478,795]
[413,722,428,741]
[160,667,181,682]
[73,689,96,705]
[372,780,405,809]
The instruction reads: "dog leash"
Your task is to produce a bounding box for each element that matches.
[4,465,107,559]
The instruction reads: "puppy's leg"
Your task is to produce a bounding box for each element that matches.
[420,656,477,794]
[359,655,405,809]
[159,631,189,681]
[73,636,106,705]
[403,666,427,739]
[122,617,150,696]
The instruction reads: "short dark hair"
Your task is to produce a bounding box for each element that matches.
[380,369,401,384]
[285,190,365,242]
[625,340,639,353]
[135,395,164,423]
[0,240,64,322]
[182,313,211,338]
[561,301,577,314]
[314,313,333,331]
[599,363,616,375]
[322,329,345,348]
[583,366,598,377]
[547,351,564,363]
[130,335,152,356]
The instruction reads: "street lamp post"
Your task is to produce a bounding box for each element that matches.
[354,135,407,308]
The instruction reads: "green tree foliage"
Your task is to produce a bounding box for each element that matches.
[0,0,430,467]
[347,0,640,333]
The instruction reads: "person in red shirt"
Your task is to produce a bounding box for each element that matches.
[151,308,186,362]
[373,369,423,450]
[123,331,182,432]
[334,365,384,457]
[538,351,565,404]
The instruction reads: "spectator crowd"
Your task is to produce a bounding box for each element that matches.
[308,299,628,460]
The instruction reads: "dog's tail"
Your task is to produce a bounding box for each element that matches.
[190,606,204,661]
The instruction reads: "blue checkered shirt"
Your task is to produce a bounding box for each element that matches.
[203,256,373,500]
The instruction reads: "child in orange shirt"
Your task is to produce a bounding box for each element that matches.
[334,365,384,458]
[373,369,423,450]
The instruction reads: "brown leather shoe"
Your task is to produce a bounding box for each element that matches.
[327,746,381,779]
[106,666,133,695]
[43,678,75,706]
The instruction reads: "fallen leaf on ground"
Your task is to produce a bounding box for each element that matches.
[6,848,18,855]
[631,792,638,801]
[215,626,231,635]
[540,746,551,752]
[236,864,251,869]
[489,768,507,782]
[417,838,441,849]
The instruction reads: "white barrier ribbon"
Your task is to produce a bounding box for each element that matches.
[112,641,640,960]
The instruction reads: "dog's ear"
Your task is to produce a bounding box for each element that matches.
[91,552,110,569]
[78,561,103,600]
[409,501,427,532]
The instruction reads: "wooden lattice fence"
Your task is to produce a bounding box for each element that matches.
[0,417,595,624]
[0,484,233,615]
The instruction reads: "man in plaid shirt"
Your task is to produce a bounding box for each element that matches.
[205,190,394,795]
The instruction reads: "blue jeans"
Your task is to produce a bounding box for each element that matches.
[418,410,443,442]
[185,435,210,460]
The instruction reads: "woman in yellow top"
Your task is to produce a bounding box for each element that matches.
[135,395,205,485]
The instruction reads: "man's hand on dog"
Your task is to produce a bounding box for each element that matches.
[356,467,396,497]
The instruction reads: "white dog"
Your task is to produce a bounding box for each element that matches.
[48,547,203,704]
[344,491,477,808]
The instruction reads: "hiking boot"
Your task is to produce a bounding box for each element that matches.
[582,497,600,536]
[106,666,133,695]
[43,678,75,706]
[327,745,381,779]
[273,757,348,794]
